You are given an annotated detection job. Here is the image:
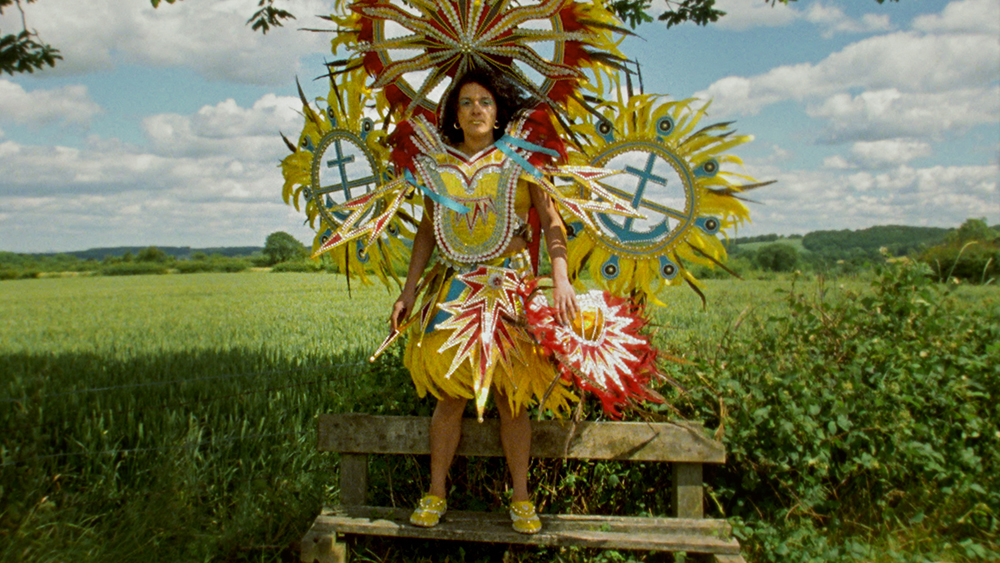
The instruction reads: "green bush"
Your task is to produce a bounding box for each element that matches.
[660,261,999,562]
[174,260,216,274]
[213,258,250,273]
[263,231,307,266]
[136,246,171,263]
[754,243,800,272]
[920,241,999,284]
[270,260,322,273]
[100,262,170,276]
[174,258,250,274]
[690,256,756,280]
[0,268,39,280]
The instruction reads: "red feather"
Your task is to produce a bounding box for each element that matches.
[522,108,568,166]
[386,120,419,172]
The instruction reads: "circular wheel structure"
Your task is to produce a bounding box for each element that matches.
[333,0,628,121]
[588,140,698,259]
[307,123,383,238]
[564,94,755,298]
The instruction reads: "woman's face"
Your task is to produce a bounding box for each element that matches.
[456,82,497,142]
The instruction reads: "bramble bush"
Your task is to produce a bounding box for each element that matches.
[658,260,999,562]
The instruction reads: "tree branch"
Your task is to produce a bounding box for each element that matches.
[0,0,61,75]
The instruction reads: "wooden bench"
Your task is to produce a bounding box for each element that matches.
[299,413,746,563]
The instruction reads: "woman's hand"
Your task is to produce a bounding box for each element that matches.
[551,278,579,328]
[390,290,416,332]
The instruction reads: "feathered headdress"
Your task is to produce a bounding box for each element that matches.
[324,0,632,123]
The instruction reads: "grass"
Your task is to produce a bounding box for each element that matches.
[0,273,397,357]
[1,271,996,562]
[1,273,402,563]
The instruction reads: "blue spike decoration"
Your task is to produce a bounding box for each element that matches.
[658,256,678,280]
[596,119,615,143]
[694,159,719,178]
[655,116,674,139]
[695,216,721,235]
[355,240,370,263]
[565,220,584,241]
[600,255,620,280]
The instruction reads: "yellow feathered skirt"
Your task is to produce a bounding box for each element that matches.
[404,252,575,419]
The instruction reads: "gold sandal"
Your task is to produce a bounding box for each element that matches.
[409,493,447,527]
[509,500,542,534]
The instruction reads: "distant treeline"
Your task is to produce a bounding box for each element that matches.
[802,225,952,255]
[719,221,999,282]
[31,246,264,261]
[1,234,311,280]
[730,233,802,244]
[4,222,999,283]
[731,225,954,254]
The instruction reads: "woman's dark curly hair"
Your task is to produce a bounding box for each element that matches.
[439,66,538,146]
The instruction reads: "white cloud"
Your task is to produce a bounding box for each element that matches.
[913,0,1000,34]
[763,144,793,164]
[143,95,302,158]
[0,80,102,127]
[713,0,799,30]
[821,139,934,171]
[713,0,893,35]
[0,92,315,251]
[849,139,933,168]
[804,3,893,38]
[698,31,1000,116]
[823,155,853,170]
[0,135,312,251]
[0,187,312,252]
[1,0,336,84]
[737,162,999,235]
[808,87,1000,142]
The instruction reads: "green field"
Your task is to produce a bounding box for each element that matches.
[2,271,997,562]
[727,238,808,255]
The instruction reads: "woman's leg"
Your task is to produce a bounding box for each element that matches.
[494,391,531,503]
[428,395,467,498]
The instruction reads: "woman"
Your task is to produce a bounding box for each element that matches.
[388,67,580,535]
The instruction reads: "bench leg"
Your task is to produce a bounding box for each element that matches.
[672,463,704,519]
[340,453,369,506]
[300,531,349,563]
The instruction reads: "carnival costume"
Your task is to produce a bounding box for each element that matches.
[281,0,770,420]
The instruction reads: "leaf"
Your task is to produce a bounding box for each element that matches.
[837,414,852,432]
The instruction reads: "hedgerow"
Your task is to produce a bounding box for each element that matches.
[660,260,999,562]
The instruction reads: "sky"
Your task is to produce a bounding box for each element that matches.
[1,0,998,253]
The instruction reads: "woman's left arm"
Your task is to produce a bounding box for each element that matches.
[528,183,580,327]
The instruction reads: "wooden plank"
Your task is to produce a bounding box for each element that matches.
[339,453,368,506]
[321,506,731,535]
[712,555,748,563]
[305,506,741,554]
[318,414,725,463]
[672,463,704,519]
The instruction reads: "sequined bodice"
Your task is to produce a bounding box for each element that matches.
[418,145,532,265]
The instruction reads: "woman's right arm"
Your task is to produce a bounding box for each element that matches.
[390,198,435,331]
